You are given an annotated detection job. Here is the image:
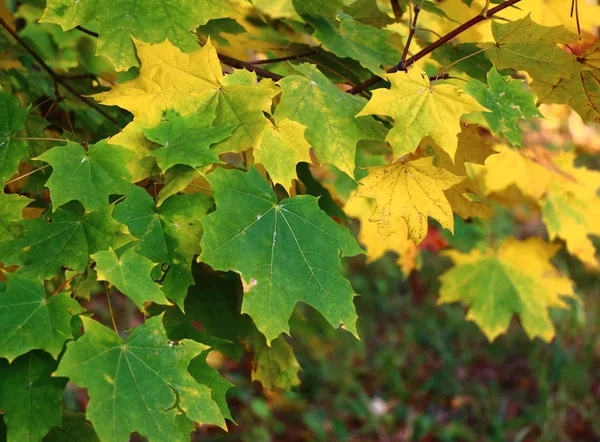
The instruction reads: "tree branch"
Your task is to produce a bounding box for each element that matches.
[243,50,317,66]
[399,3,421,71]
[347,0,522,95]
[0,17,121,128]
[217,53,284,81]
[75,25,99,38]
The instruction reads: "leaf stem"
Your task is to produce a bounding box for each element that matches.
[4,164,51,185]
[0,17,121,128]
[347,0,523,94]
[104,282,119,334]
[15,137,69,142]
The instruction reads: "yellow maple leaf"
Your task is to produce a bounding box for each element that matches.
[93,38,223,127]
[541,152,600,267]
[432,123,497,176]
[357,66,487,161]
[439,237,577,342]
[479,145,554,199]
[254,119,312,191]
[480,147,600,267]
[345,198,419,274]
[444,179,491,220]
[352,156,464,244]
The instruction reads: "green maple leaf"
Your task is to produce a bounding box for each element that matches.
[252,334,301,390]
[310,12,401,75]
[36,140,135,210]
[144,106,234,171]
[41,0,237,71]
[0,352,67,442]
[200,167,363,343]
[274,63,386,176]
[0,192,32,240]
[0,274,84,362]
[484,16,580,85]
[212,70,281,154]
[0,91,28,186]
[2,207,129,280]
[465,67,542,146]
[92,248,171,310]
[438,237,577,342]
[54,316,226,442]
[113,187,212,307]
[43,411,100,442]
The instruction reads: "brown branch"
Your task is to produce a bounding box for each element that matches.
[390,0,404,21]
[0,17,121,128]
[244,50,317,65]
[217,53,284,81]
[347,0,523,95]
[75,25,99,38]
[399,3,421,70]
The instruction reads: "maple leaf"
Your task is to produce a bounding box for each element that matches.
[357,66,487,161]
[41,0,237,71]
[480,148,600,267]
[310,12,402,75]
[438,237,577,341]
[54,316,226,442]
[0,90,28,186]
[36,140,135,210]
[344,197,419,274]
[97,40,280,177]
[1,207,130,280]
[0,192,32,240]
[0,352,67,442]
[255,119,312,191]
[444,179,491,220]
[43,411,101,442]
[502,0,600,35]
[212,69,281,154]
[465,67,542,146]
[0,273,84,362]
[484,16,579,85]
[541,153,600,267]
[200,167,363,343]
[144,107,233,171]
[93,39,223,126]
[274,63,386,176]
[113,187,212,307]
[92,248,172,310]
[534,41,600,124]
[432,123,497,176]
[252,334,301,390]
[479,145,553,199]
[352,157,464,244]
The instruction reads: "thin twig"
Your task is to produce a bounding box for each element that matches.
[104,282,119,334]
[4,164,51,185]
[75,25,98,38]
[399,2,422,71]
[0,17,121,128]
[244,50,317,66]
[347,0,523,94]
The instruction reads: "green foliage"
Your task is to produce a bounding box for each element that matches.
[1,0,599,440]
